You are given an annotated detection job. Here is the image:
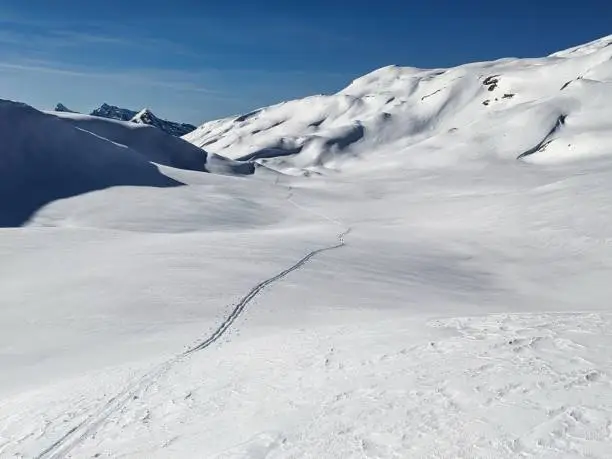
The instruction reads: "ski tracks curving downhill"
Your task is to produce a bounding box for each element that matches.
[184,228,350,355]
[35,185,351,459]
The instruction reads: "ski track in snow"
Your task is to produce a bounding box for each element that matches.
[35,312,612,458]
[33,186,350,459]
[6,35,612,459]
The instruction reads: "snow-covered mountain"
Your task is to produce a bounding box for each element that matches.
[131,108,197,137]
[0,102,254,226]
[90,103,138,121]
[52,112,254,175]
[54,102,76,113]
[89,103,196,136]
[5,36,612,459]
[0,100,179,226]
[185,34,612,174]
[53,103,197,137]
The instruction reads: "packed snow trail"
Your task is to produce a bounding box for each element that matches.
[183,183,351,355]
[35,359,180,459]
[35,188,351,459]
[184,227,350,355]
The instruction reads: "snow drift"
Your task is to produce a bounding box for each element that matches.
[0,100,180,226]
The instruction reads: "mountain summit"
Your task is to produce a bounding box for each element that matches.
[130,108,197,137]
[54,103,76,113]
[90,103,138,122]
[53,103,196,137]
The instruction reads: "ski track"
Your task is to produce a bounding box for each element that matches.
[34,186,350,459]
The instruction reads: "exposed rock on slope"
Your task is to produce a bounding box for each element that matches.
[90,103,137,122]
[54,103,76,113]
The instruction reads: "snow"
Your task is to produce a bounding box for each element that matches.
[0,99,257,226]
[184,34,612,174]
[0,100,178,227]
[52,112,208,171]
[55,103,196,137]
[86,103,196,137]
[50,112,254,175]
[3,36,612,458]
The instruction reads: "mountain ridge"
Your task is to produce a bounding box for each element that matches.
[53,102,196,137]
[184,34,612,174]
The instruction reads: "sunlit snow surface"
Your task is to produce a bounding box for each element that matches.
[3,36,612,458]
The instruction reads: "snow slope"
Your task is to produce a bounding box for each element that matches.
[3,36,612,459]
[90,103,138,122]
[185,35,612,174]
[0,99,256,226]
[0,100,179,227]
[51,112,255,175]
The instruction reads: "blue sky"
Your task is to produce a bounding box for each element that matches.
[0,0,610,124]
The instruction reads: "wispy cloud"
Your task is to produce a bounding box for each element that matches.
[0,29,27,45]
[0,7,358,76]
[0,25,196,57]
[0,4,198,59]
[0,57,350,96]
[0,6,357,122]
[46,30,199,57]
[135,12,358,50]
[0,59,231,97]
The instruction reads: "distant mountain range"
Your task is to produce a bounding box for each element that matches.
[54,103,196,137]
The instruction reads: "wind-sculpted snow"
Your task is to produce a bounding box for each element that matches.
[0,100,179,227]
[185,35,612,173]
